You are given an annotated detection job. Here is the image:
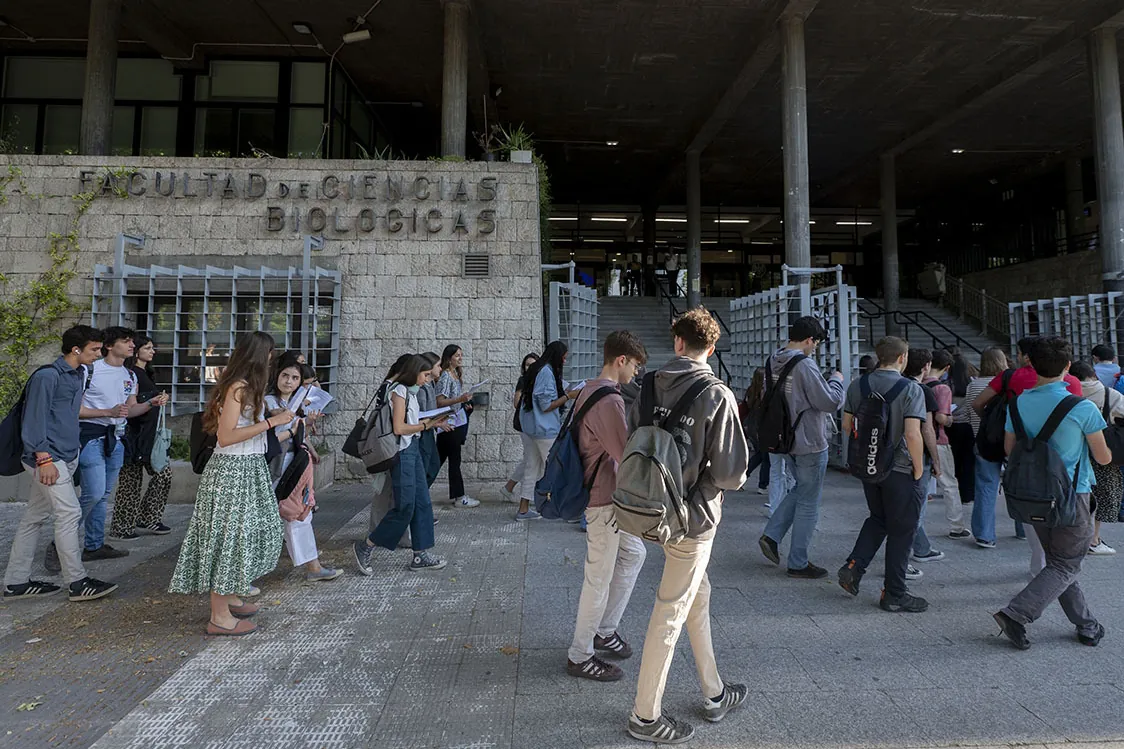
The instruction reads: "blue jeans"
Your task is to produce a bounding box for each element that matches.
[747,448,771,490]
[972,451,1003,543]
[763,450,829,569]
[369,441,435,552]
[767,453,795,516]
[78,437,125,551]
[912,485,933,556]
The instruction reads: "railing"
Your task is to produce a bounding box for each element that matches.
[857,300,982,355]
[942,275,1010,343]
[656,280,733,384]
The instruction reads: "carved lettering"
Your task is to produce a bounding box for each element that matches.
[477,209,496,235]
[201,171,218,197]
[181,173,198,198]
[478,177,498,201]
[364,175,378,200]
[155,172,176,197]
[267,206,285,231]
[298,182,310,199]
[322,175,340,199]
[279,183,290,198]
[308,207,327,232]
[247,173,266,198]
[222,174,239,198]
[387,175,403,201]
[387,208,404,233]
[413,177,430,201]
[453,179,469,202]
[425,209,442,233]
[452,211,468,235]
[127,172,147,197]
[357,208,376,232]
[332,208,349,233]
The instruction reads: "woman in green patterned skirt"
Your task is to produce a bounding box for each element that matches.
[169,331,294,636]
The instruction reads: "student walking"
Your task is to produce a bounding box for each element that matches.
[566,332,648,682]
[758,316,846,579]
[108,334,173,541]
[435,345,480,509]
[626,309,750,745]
[993,336,1111,650]
[946,350,978,505]
[838,337,929,613]
[927,350,971,539]
[740,368,771,501]
[965,346,1012,548]
[169,331,290,636]
[354,355,452,575]
[500,353,540,503]
[3,326,119,603]
[903,349,945,569]
[518,341,581,520]
[417,352,446,488]
[1070,361,1123,555]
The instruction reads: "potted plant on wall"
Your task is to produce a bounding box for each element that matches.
[475,126,501,162]
[496,123,535,163]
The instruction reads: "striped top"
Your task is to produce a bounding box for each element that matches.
[963,376,992,435]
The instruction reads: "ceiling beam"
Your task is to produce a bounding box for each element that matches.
[814,6,1124,203]
[121,0,200,68]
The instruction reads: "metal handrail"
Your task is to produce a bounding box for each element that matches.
[655,281,733,383]
[943,275,1010,342]
[857,303,982,355]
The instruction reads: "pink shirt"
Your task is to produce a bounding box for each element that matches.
[924,378,953,445]
[574,378,628,508]
[988,366,1082,397]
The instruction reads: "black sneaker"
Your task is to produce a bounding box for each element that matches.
[787,563,828,579]
[109,530,139,541]
[627,713,695,745]
[594,632,632,659]
[948,529,972,539]
[139,522,172,536]
[838,561,862,596]
[1078,623,1106,647]
[879,590,929,613]
[68,577,118,602]
[44,542,61,573]
[703,682,748,723]
[993,611,1031,650]
[566,655,623,682]
[353,540,374,576]
[759,535,780,566]
[82,544,129,561]
[3,580,62,599]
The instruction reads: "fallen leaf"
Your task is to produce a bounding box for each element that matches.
[143,657,156,663]
[500,646,519,656]
[272,600,281,605]
[24,638,42,645]
[16,701,42,712]
[462,643,473,649]
[97,689,106,694]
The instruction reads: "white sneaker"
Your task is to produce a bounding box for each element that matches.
[452,496,480,508]
[756,487,768,495]
[1089,541,1117,555]
[905,565,923,580]
[499,486,516,503]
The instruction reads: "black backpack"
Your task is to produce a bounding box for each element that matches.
[847,375,910,485]
[976,369,1014,463]
[0,365,53,476]
[189,411,217,475]
[1100,390,1124,466]
[757,354,806,454]
[1003,395,1082,528]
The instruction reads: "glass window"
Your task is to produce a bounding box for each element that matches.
[4,57,84,99]
[291,62,325,105]
[140,107,177,156]
[111,106,134,156]
[194,108,233,157]
[289,108,323,158]
[42,105,81,154]
[116,59,180,101]
[195,61,279,102]
[237,109,276,156]
[0,104,37,153]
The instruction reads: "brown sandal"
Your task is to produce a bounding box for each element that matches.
[206,619,257,637]
[228,602,260,619]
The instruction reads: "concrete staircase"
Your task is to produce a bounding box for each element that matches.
[597,295,735,375]
[859,297,1003,363]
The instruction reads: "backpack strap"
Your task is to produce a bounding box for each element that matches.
[638,372,658,428]
[859,374,871,399]
[1000,368,1015,399]
[1008,395,1028,441]
[662,376,718,433]
[1036,395,1082,444]
[562,386,616,435]
[885,377,910,403]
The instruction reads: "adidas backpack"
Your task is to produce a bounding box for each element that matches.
[612,372,716,545]
[846,375,909,485]
[976,369,1014,463]
[756,354,806,455]
[533,386,615,521]
[1003,395,1082,528]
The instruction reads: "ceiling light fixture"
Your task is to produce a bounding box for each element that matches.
[715,219,750,224]
[951,149,965,154]
[656,217,687,223]
[591,217,627,223]
[292,21,313,35]
[606,140,619,147]
[342,29,372,44]
[548,216,577,221]
[836,221,873,226]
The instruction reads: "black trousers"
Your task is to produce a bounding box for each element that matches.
[848,471,924,598]
[946,422,976,503]
[436,424,468,500]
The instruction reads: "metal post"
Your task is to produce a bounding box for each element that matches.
[440,0,469,158]
[302,235,324,356]
[880,153,901,336]
[1090,27,1124,293]
[781,14,811,315]
[80,0,122,156]
[114,232,144,325]
[686,149,702,308]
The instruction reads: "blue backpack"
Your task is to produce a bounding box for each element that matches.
[534,386,616,521]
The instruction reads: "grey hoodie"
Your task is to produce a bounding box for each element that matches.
[767,347,846,455]
[627,357,749,538]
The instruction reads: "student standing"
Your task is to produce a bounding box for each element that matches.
[109,334,174,541]
[417,352,445,488]
[169,332,290,636]
[946,351,978,505]
[566,332,648,682]
[518,341,581,520]
[354,355,452,574]
[740,368,771,500]
[500,353,539,503]
[838,336,929,612]
[927,350,971,539]
[966,346,1012,548]
[993,336,1111,650]
[759,316,846,579]
[627,309,750,744]
[1092,344,1120,389]
[1070,361,1123,555]
[435,345,480,509]
[902,349,945,570]
[3,326,119,603]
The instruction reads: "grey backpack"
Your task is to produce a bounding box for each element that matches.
[358,381,400,475]
[612,372,716,545]
[1003,395,1082,528]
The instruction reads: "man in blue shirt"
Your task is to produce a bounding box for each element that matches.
[994,336,1112,650]
[1092,344,1120,390]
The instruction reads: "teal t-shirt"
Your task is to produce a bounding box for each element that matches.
[1004,381,1106,494]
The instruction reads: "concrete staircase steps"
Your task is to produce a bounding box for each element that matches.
[596,295,735,375]
[859,297,1003,364]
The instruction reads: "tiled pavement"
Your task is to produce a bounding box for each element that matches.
[5,471,1124,748]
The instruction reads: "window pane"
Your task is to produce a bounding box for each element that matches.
[288,108,323,158]
[291,62,325,104]
[194,108,233,157]
[42,105,81,154]
[112,106,134,156]
[349,98,372,149]
[237,109,275,157]
[4,57,84,99]
[195,61,279,102]
[116,59,180,101]
[0,104,38,153]
[140,107,177,156]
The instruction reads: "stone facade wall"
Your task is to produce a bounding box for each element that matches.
[961,250,1102,302]
[0,155,543,484]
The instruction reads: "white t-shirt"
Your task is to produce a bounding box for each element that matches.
[391,383,420,451]
[81,359,138,427]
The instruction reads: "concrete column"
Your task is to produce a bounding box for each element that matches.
[440,0,469,158]
[881,153,901,337]
[1064,158,1085,251]
[686,149,702,308]
[781,14,811,313]
[1090,27,1124,292]
[79,0,122,156]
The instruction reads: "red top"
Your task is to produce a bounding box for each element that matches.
[988,365,1083,397]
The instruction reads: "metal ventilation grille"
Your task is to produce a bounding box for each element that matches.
[463,254,490,277]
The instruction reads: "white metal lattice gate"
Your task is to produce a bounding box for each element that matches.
[548,281,600,384]
[1008,294,1124,359]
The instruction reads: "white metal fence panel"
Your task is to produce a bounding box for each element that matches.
[548,281,599,384]
[1009,294,1124,359]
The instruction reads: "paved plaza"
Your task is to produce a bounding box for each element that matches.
[3,470,1124,748]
